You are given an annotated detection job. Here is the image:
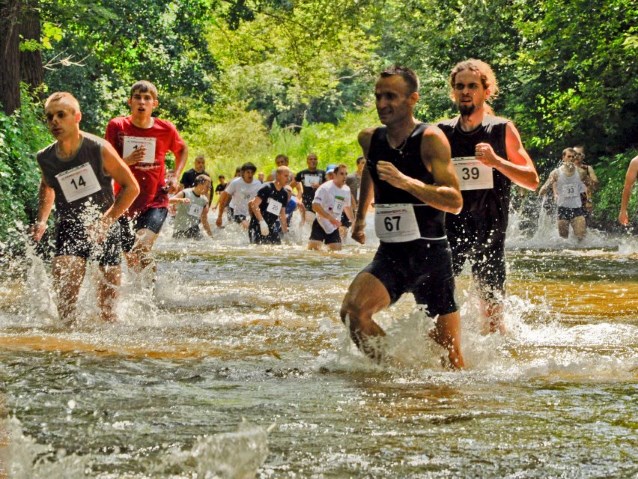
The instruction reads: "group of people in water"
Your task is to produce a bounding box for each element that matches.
[31,57,638,369]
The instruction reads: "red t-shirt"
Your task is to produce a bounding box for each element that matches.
[105,116,185,218]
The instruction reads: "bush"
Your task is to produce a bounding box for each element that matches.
[0,89,51,257]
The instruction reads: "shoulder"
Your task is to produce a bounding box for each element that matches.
[36,142,57,162]
[107,116,129,129]
[153,118,178,130]
[81,131,107,148]
[436,116,458,131]
[357,127,377,148]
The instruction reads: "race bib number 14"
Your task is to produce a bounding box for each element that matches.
[55,162,101,203]
[452,157,494,191]
[374,204,420,243]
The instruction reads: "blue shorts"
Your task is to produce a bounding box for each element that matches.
[119,207,168,253]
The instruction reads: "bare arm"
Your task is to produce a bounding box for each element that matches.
[201,203,213,237]
[538,170,558,197]
[619,156,638,225]
[216,191,231,227]
[249,196,264,221]
[102,143,140,224]
[312,202,341,227]
[279,203,288,233]
[32,178,55,241]
[476,122,539,191]
[173,144,188,184]
[376,126,462,214]
[350,129,375,244]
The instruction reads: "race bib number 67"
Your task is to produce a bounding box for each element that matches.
[374,204,420,243]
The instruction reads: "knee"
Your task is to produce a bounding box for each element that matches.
[340,296,367,329]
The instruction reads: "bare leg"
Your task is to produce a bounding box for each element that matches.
[571,216,587,241]
[481,299,505,335]
[52,256,86,323]
[127,228,159,274]
[98,265,121,322]
[327,242,343,251]
[557,219,569,238]
[429,311,465,369]
[340,272,391,361]
[308,240,323,251]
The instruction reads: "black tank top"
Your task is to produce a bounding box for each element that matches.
[37,133,115,220]
[438,115,510,226]
[366,123,445,238]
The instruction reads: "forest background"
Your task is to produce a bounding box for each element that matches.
[0,0,637,250]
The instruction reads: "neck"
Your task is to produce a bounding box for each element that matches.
[57,131,82,157]
[458,107,486,132]
[130,114,154,129]
[386,116,418,147]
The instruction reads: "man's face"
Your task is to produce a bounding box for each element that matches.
[452,69,489,116]
[276,157,288,167]
[333,168,348,187]
[128,90,158,118]
[307,155,318,170]
[276,169,291,185]
[563,151,576,166]
[194,158,205,172]
[45,101,80,140]
[375,75,417,127]
[242,169,255,182]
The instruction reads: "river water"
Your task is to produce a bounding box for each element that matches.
[1,208,637,478]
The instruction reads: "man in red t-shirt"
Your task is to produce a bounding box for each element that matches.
[105,80,188,273]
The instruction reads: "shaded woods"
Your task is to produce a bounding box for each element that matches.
[1,0,637,249]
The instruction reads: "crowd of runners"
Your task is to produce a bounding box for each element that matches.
[31,58,638,368]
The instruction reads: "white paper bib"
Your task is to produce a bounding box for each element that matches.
[452,157,494,191]
[303,174,321,187]
[561,183,579,199]
[123,136,157,164]
[266,198,283,216]
[333,196,345,215]
[374,204,420,243]
[188,203,204,217]
[55,163,101,203]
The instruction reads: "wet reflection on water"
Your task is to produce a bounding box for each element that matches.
[1,215,638,477]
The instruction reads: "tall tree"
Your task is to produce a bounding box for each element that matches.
[0,0,22,114]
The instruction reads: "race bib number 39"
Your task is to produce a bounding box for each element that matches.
[374,204,420,243]
[55,163,101,203]
[123,136,157,164]
[453,157,494,191]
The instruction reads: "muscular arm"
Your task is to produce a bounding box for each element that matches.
[173,144,188,183]
[538,170,558,197]
[619,156,638,225]
[249,196,264,221]
[201,203,213,237]
[477,122,539,191]
[216,191,231,227]
[375,126,462,214]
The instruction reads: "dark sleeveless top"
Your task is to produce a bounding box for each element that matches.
[437,115,510,227]
[366,123,446,238]
[37,133,115,221]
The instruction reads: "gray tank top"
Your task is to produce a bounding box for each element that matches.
[173,188,208,232]
[556,167,585,208]
[37,133,114,220]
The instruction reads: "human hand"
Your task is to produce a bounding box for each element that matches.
[125,146,146,165]
[259,220,269,236]
[475,143,498,166]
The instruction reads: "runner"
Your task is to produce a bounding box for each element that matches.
[215,162,261,229]
[573,145,598,220]
[32,92,139,322]
[171,174,213,239]
[309,164,353,251]
[105,80,188,274]
[438,59,539,334]
[346,156,366,218]
[213,175,227,208]
[180,154,209,190]
[341,66,464,368]
[618,154,638,226]
[538,148,587,240]
[248,166,291,244]
[295,153,326,222]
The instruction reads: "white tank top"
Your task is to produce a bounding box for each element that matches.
[556,168,585,208]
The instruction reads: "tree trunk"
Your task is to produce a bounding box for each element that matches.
[0,0,22,114]
[19,0,44,92]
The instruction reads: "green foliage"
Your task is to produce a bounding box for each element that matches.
[0,89,51,254]
[591,149,638,228]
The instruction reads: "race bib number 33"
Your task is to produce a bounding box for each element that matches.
[374,204,420,243]
[55,163,101,203]
[453,157,494,191]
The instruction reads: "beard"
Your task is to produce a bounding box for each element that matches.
[459,103,476,116]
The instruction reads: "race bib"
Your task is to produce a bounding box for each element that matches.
[304,174,321,187]
[374,204,420,243]
[123,136,157,164]
[561,184,579,198]
[333,196,345,215]
[266,198,283,216]
[452,157,494,191]
[55,163,101,203]
[188,203,204,217]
